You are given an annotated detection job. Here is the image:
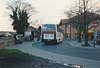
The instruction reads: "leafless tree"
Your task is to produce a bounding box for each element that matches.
[65,0,100,45]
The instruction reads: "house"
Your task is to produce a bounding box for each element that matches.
[60,18,99,40]
[61,12,100,39]
[24,26,39,41]
[59,19,68,39]
[59,19,76,39]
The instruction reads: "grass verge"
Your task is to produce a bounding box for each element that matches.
[81,44,92,47]
[0,49,49,60]
[0,49,33,57]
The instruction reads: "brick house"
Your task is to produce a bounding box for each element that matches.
[59,19,76,39]
[60,19,100,40]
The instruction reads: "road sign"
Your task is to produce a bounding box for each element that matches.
[93,22,97,28]
[93,21,97,48]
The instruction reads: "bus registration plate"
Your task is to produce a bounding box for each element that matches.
[47,40,50,41]
[44,34,54,39]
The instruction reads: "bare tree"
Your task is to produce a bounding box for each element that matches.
[65,0,100,45]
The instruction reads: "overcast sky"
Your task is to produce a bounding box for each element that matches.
[0,0,74,31]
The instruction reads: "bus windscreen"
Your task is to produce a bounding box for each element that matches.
[42,24,56,31]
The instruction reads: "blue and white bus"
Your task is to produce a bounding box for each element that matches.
[41,24,63,44]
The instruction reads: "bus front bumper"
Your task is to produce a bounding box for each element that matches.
[42,39,57,43]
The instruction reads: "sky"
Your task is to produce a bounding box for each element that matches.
[0,0,74,31]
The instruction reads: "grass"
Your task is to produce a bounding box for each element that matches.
[0,49,33,57]
[0,49,49,60]
[81,44,92,47]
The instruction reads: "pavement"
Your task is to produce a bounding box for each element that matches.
[5,39,100,68]
[69,40,100,49]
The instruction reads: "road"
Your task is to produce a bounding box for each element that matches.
[32,39,100,61]
[5,39,100,68]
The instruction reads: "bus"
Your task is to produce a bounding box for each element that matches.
[41,24,63,44]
